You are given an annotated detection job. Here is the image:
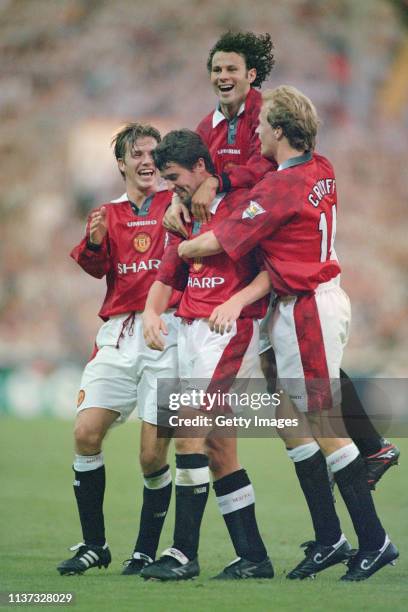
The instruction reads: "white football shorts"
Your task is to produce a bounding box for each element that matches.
[77,311,179,425]
[268,279,351,413]
[177,318,264,413]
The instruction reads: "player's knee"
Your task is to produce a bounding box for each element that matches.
[74,422,104,454]
[205,438,236,475]
[174,438,204,455]
[139,447,167,474]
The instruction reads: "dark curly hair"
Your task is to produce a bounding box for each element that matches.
[207,31,275,88]
[153,129,215,174]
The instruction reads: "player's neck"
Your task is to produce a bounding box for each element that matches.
[126,185,156,208]
[276,144,306,168]
[219,99,243,121]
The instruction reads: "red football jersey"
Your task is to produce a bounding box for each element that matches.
[71,190,179,319]
[214,153,341,296]
[157,190,268,320]
[196,88,276,191]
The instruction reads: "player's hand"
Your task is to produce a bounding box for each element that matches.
[163,194,191,238]
[89,206,108,245]
[142,311,168,351]
[177,240,192,260]
[192,176,219,223]
[209,297,243,335]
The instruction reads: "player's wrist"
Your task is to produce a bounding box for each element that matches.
[86,238,102,251]
[208,174,222,194]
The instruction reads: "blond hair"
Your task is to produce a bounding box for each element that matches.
[262,85,319,151]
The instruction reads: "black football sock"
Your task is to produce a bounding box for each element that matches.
[340,369,382,456]
[172,454,210,560]
[73,453,106,547]
[289,446,342,546]
[329,445,386,551]
[134,465,172,560]
[213,469,267,563]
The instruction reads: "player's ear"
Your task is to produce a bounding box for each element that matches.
[193,158,206,172]
[117,158,125,174]
[274,126,284,141]
[248,68,257,84]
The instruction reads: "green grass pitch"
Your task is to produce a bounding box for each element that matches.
[1,417,407,612]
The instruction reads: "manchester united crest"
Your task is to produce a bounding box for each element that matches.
[133,232,151,253]
[193,257,203,272]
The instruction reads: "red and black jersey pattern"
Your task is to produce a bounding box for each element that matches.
[215,153,341,296]
[71,190,180,319]
[196,88,276,191]
[157,189,268,320]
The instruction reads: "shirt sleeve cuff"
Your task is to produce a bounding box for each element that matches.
[86,239,102,252]
[219,172,232,193]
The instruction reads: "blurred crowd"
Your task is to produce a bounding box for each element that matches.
[1,0,407,392]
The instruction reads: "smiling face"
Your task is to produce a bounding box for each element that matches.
[210,51,256,118]
[117,136,158,193]
[160,160,206,205]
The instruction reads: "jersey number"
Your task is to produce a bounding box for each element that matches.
[318,205,337,262]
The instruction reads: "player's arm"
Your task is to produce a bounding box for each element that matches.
[220,147,276,192]
[70,206,111,278]
[191,176,220,223]
[144,234,188,351]
[178,230,223,259]
[142,281,173,351]
[162,193,191,239]
[209,271,272,334]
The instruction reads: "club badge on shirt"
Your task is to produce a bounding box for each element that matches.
[133,232,152,253]
[193,258,203,272]
[242,201,266,219]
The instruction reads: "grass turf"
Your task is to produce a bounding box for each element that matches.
[0,416,406,612]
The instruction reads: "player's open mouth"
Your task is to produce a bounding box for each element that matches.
[138,170,154,177]
[218,84,234,93]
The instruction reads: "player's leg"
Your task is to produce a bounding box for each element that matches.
[262,314,400,490]
[57,406,118,575]
[309,414,399,581]
[58,321,142,576]
[207,320,273,579]
[124,311,181,576]
[122,421,172,575]
[141,435,208,581]
[272,287,398,580]
[276,398,352,579]
[339,369,400,489]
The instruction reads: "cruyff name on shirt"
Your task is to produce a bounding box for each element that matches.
[308,178,336,207]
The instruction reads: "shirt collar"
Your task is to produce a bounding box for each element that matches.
[209,192,226,214]
[277,151,313,171]
[110,192,128,204]
[212,101,246,128]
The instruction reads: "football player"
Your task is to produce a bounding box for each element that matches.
[165,30,399,488]
[178,86,399,581]
[58,123,180,576]
[140,129,273,581]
